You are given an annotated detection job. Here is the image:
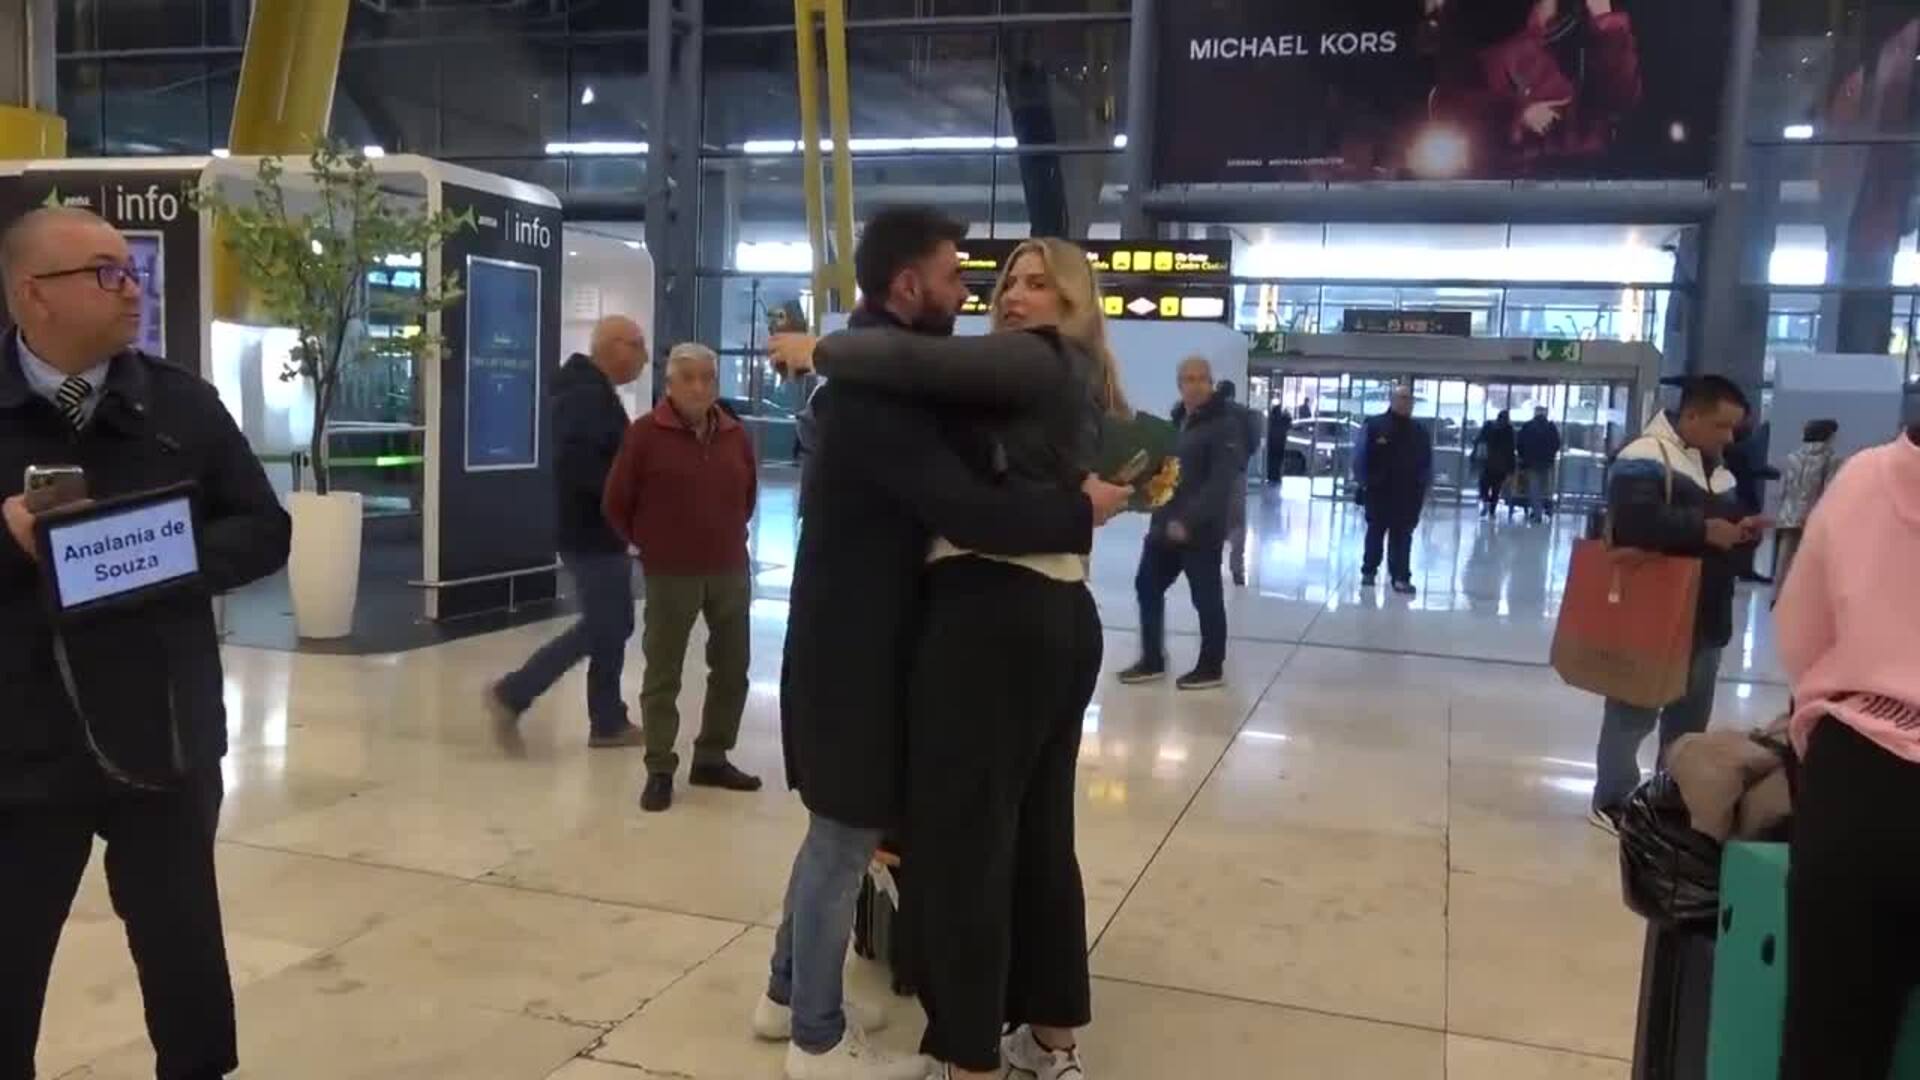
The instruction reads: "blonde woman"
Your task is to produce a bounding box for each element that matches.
[803,237,1127,1080]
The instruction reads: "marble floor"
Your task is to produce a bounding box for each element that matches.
[40,481,1789,1079]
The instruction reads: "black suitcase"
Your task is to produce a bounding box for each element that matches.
[853,855,916,997]
[1633,923,1714,1080]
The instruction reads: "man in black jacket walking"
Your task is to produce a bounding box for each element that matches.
[1472,409,1517,518]
[488,314,649,750]
[0,207,290,1079]
[1119,356,1245,691]
[1355,384,1434,595]
[1516,406,1562,523]
[759,207,1125,1080]
[1266,402,1293,484]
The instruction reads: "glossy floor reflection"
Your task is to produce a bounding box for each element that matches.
[44,481,1789,1079]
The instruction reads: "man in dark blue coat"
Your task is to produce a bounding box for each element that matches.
[1119,357,1245,690]
[487,315,649,750]
[1354,383,1433,595]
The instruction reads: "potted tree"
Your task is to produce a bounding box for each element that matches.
[201,143,470,638]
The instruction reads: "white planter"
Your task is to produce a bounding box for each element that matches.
[287,490,363,640]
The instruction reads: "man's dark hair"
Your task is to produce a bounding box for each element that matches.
[1216,379,1237,400]
[853,205,967,302]
[1678,375,1751,417]
[1803,418,1839,443]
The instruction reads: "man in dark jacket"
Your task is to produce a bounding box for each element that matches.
[1354,384,1433,594]
[1589,376,1760,832]
[1517,405,1562,523]
[1120,356,1245,691]
[759,206,1119,1080]
[487,314,648,750]
[0,207,290,1079]
[1266,402,1293,484]
[1473,409,1518,518]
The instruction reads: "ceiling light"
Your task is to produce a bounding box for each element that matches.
[544,140,649,155]
[738,135,1020,156]
[210,147,230,158]
[362,145,386,158]
[1782,124,1815,140]
[580,86,596,105]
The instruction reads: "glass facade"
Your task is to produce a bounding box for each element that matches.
[44,0,1920,421]
[1744,0,1920,407]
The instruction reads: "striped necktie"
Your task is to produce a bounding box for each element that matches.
[53,374,91,430]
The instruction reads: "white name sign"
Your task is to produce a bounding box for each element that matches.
[46,496,199,609]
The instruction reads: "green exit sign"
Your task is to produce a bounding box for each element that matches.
[1533,339,1584,364]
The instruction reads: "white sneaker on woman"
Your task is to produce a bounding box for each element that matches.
[1002,1025,1086,1079]
[754,993,890,1040]
[784,1024,926,1080]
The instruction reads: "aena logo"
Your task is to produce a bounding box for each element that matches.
[40,186,93,210]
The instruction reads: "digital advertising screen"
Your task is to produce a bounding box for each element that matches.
[1157,0,1731,184]
[463,256,542,472]
[123,230,165,356]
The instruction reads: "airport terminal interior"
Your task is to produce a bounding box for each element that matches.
[6,0,1920,1078]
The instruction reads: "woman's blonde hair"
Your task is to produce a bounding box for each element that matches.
[987,237,1132,417]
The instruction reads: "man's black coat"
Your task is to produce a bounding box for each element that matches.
[0,334,290,801]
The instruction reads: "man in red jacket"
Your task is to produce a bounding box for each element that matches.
[604,342,762,812]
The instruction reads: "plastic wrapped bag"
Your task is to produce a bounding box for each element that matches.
[1617,771,1724,928]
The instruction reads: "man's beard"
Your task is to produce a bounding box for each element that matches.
[908,301,958,337]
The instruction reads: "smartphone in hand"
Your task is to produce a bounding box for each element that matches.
[23,465,88,514]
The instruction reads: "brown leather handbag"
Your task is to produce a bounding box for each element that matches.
[1551,442,1701,708]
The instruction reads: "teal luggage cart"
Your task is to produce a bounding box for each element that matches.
[1708,842,1920,1078]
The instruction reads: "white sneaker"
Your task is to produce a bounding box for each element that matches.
[785,1024,927,1080]
[1002,1025,1086,1080]
[754,993,890,1040]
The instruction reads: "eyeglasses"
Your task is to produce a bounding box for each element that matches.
[33,263,142,291]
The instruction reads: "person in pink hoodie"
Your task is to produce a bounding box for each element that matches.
[1774,424,1920,1079]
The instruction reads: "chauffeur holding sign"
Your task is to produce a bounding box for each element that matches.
[0,206,291,1079]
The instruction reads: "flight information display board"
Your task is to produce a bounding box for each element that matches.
[956,239,1233,324]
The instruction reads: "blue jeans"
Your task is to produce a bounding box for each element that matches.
[1527,466,1554,519]
[1135,535,1227,674]
[1593,646,1723,810]
[768,813,883,1053]
[497,551,635,735]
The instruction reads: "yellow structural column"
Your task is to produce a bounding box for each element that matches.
[0,104,63,158]
[793,0,829,312]
[226,0,351,154]
[215,0,351,320]
[820,0,857,311]
[793,0,858,314]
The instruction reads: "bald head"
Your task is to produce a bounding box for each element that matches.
[3,205,143,372]
[1,206,118,284]
[1177,355,1215,412]
[587,314,646,387]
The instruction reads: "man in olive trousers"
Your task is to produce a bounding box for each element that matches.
[604,342,763,813]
